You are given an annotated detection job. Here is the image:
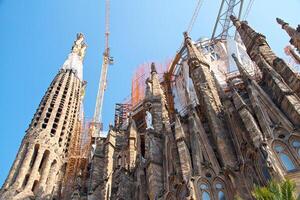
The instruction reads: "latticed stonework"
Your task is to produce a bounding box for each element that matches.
[0,34,86,200]
[88,17,300,200]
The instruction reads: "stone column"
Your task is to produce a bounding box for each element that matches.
[145,130,164,200]
[2,142,28,189]
[39,157,53,189]
[174,115,192,181]
[45,162,59,195]
[184,32,237,167]
[191,110,221,173]
[13,146,35,189]
[24,148,45,191]
[187,111,203,175]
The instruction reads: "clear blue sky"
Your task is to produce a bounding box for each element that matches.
[0,0,299,186]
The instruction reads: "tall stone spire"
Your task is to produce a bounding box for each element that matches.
[0,34,86,200]
[277,18,300,53]
[230,15,300,95]
[145,62,170,132]
[184,32,237,168]
[143,62,172,199]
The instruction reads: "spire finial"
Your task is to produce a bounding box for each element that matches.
[72,33,87,60]
[230,15,241,28]
[183,31,193,46]
[183,31,190,40]
[276,18,288,28]
[183,31,209,68]
[151,62,157,73]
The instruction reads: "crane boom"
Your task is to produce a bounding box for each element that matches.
[93,57,109,123]
[93,0,113,137]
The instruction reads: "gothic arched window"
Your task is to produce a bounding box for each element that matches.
[291,139,300,157]
[215,183,226,200]
[199,183,211,200]
[274,144,296,171]
[202,191,211,200]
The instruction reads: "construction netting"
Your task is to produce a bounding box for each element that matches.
[128,37,261,118]
[131,61,170,108]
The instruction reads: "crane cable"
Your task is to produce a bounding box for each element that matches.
[187,0,204,34]
[243,0,254,20]
[170,0,204,77]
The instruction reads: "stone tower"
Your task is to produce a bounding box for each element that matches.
[276,18,300,53]
[0,34,87,200]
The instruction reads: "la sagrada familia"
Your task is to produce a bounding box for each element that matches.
[1,16,300,200]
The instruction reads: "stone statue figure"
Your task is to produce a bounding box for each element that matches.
[71,33,87,60]
[145,111,154,130]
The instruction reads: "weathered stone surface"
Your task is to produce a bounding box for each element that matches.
[3,20,300,200]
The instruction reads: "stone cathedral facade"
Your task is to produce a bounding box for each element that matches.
[88,17,300,200]
[1,16,300,200]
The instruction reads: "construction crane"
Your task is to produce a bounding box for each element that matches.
[164,0,204,120]
[167,0,204,76]
[92,0,114,140]
[88,0,113,195]
[211,0,244,40]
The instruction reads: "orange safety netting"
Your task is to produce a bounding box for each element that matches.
[131,61,170,107]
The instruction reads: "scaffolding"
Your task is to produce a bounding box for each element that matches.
[114,102,132,129]
[63,118,92,198]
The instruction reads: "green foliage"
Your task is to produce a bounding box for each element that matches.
[234,195,243,200]
[252,179,299,200]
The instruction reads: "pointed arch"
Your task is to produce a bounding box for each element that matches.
[273,127,290,140]
[197,178,212,200]
[273,141,296,172]
[213,178,228,200]
[202,167,216,180]
[289,136,300,158]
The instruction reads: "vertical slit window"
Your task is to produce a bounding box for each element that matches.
[29,144,39,169]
